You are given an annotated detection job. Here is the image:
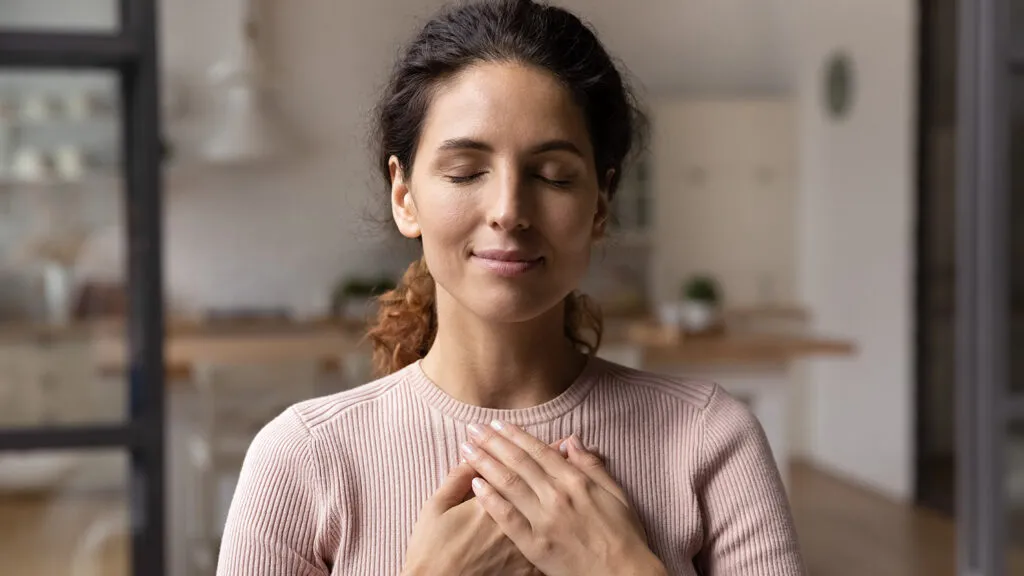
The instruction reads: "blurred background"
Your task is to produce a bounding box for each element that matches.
[0,0,1018,574]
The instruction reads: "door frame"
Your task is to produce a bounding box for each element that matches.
[0,3,167,575]
[955,0,1015,574]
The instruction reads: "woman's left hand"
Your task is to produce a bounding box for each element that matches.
[461,420,667,576]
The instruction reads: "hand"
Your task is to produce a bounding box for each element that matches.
[461,421,664,576]
[402,438,571,576]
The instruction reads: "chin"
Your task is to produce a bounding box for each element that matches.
[465,286,567,324]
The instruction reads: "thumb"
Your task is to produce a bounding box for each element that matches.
[427,462,476,515]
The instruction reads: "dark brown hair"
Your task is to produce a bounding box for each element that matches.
[367,0,646,377]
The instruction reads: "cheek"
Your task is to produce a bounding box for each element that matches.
[546,199,598,253]
[414,189,476,263]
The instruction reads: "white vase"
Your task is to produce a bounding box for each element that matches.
[680,299,716,333]
[42,263,73,325]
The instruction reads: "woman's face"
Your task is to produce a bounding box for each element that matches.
[390,62,608,324]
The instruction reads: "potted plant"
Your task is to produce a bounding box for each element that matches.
[330,276,396,321]
[679,275,721,334]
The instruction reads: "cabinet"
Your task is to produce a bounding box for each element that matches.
[649,98,797,307]
[0,343,44,427]
[0,338,122,429]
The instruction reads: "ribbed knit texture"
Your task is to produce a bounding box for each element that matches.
[217,356,806,575]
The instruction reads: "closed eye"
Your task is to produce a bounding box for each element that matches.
[444,173,485,184]
[537,175,573,188]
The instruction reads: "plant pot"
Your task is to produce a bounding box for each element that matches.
[680,299,717,333]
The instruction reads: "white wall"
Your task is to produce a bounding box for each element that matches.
[793,0,917,501]
[152,0,794,315]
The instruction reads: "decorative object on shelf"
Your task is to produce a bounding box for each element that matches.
[679,274,723,335]
[19,93,53,122]
[201,0,289,164]
[823,50,855,120]
[7,188,94,325]
[330,276,396,322]
[41,262,74,325]
[54,146,86,181]
[10,146,47,182]
[0,85,119,183]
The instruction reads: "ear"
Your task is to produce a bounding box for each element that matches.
[593,169,615,239]
[390,156,421,239]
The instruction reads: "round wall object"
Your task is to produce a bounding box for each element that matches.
[824,51,855,119]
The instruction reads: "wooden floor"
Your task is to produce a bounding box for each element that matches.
[0,463,1019,575]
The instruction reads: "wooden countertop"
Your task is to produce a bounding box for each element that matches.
[630,332,855,366]
[1,316,856,379]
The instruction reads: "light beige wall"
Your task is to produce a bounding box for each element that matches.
[152,0,796,315]
[793,0,917,501]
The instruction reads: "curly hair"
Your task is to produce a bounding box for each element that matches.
[366,0,646,377]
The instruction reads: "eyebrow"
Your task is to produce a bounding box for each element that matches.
[437,138,584,158]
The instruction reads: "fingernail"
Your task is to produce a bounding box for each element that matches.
[570,434,585,452]
[467,423,484,439]
[460,442,477,457]
[489,420,505,432]
[472,477,485,492]
[559,440,569,456]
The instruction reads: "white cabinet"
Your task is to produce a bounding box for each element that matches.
[0,338,122,429]
[0,343,45,427]
[41,340,122,425]
[649,98,797,307]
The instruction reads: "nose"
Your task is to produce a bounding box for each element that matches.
[487,170,531,232]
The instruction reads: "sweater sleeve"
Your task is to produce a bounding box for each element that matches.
[693,384,807,576]
[216,407,330,576]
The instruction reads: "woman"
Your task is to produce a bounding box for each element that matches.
[217,0,805,574]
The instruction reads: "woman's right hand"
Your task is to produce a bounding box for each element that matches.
[402,439,568,576]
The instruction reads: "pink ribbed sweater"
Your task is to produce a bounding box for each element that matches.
[217,356,805,575]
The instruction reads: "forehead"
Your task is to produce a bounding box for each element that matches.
[418,62,592,152]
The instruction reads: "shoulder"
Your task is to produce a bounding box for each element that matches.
[287,365,412,432]
[593,357,760,436]
[593,356,720,410]
[244,366,410,472]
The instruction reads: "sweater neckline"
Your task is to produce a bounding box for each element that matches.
[405,355,602,426]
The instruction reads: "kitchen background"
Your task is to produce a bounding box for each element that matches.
[2,0,1017,575]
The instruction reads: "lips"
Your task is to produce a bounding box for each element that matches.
[471,249,544,277]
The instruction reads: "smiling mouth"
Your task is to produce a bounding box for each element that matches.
[470,252,544,277]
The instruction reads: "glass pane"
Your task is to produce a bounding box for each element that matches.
[0,68,126,429]
[0,1,118,32]
[0,449,128,575]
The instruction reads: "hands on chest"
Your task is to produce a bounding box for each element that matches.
[401,423,667,576]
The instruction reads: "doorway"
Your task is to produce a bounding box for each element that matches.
[0,3,166,575]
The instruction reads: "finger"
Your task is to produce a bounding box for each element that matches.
[564,434,630,506]
[426,461,477,515]
[461,434,543,517]
[470,476,534,552]
[467,422,554,494]
[460,438,568,504]
[481,420,577,486]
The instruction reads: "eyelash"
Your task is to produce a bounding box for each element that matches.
[444,173,572,188]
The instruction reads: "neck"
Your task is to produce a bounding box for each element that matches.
[421,291,587,411]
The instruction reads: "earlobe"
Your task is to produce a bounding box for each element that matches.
[592,169,616,239]
[390,156,422,239]
[593,191,610,239]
